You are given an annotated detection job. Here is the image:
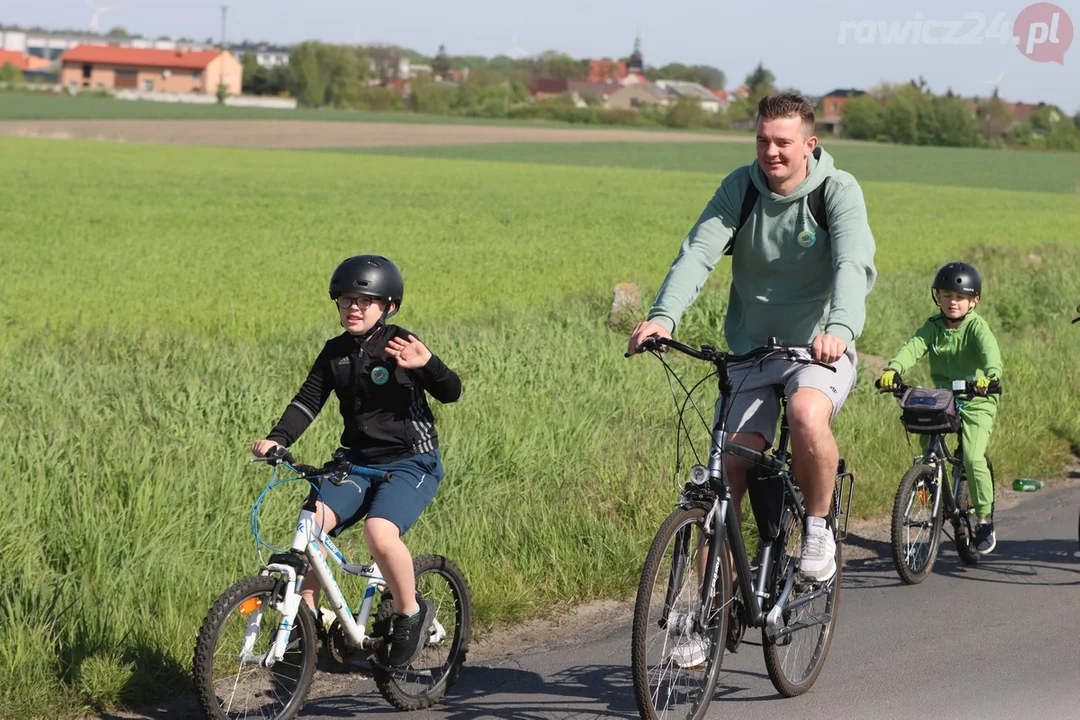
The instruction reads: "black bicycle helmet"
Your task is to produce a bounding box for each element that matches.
[931,261,982,298]
[328,255,404,317]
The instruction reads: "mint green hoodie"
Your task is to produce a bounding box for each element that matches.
[648,146,877,354]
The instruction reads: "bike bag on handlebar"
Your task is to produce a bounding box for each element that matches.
[899,387,960,434]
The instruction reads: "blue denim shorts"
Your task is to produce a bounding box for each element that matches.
[318,448,444,538]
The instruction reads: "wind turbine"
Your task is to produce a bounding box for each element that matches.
[507,33,529,59]
[983,70,1006,98]
[87,0,120,34]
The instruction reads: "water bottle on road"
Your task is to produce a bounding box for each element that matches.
[1012,478,1045,492]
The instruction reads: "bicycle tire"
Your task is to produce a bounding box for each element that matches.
[761,502,842,697]
[372,554,473,711]
[631,505,730,720]
[890,464,943,584]
[193,575,317,720]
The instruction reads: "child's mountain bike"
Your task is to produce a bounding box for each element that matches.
[627,336,853,720]
[876,378,1002,584]
[192,446,472,719]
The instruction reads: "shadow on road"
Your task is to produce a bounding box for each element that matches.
[935,537,1080,586]
[299,663,639,719]
[836,527,1080,591]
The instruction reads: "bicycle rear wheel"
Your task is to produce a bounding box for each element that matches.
[193,575,317,720]
[890,464,943,584]
[631,505,730,720]
[371,554,472,711]
[761,504,842,697]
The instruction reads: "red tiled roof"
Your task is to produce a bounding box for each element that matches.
[61,45,226,70]
[587,59,627,84]
[0,49,51,71]
[532,77,570,94]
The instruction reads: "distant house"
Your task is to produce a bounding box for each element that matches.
[59,45,242,95]
[587,59,627,84]
[655,79,723,113]
[1003,101,1040,122]
[606,82,671,111]
[818,88,867,135]
[709,89,732,111]
[0,49,53,72]
[231,43,291,68]
[531,78,622,104]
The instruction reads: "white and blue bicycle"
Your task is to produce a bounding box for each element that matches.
[192,446,472,719]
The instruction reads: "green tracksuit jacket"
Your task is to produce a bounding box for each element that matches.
[886,309,1003,518]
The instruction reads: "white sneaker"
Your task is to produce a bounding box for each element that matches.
[670,634,709,669]
[800,516,836,582]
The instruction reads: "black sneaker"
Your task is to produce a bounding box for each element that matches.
[386,598,435,667]
[974,521,996,554]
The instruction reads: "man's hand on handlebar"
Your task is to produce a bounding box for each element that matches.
[627,320,671,357]
[811,333,847,364]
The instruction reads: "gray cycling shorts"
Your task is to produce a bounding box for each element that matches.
[713,348,858,448]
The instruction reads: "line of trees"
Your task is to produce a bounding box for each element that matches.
[842,79,1080,151]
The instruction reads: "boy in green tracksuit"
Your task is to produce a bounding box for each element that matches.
[878,262,1002,553]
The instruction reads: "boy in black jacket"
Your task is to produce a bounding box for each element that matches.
[252,254,461,667]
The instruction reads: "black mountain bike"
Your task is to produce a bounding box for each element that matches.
[628,336,853,720]
[876,378,1002,584]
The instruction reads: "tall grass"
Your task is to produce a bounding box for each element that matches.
[2,137,1080,717]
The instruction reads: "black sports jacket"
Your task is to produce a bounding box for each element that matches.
[266,323,461,464]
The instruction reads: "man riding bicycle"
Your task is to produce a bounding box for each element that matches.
[627,93,877,582]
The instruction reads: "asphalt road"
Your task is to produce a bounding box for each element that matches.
[291,479,1080,720]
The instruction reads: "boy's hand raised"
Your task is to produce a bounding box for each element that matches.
[386,334,432,369]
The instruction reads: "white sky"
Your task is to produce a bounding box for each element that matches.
[6,0,1078,112]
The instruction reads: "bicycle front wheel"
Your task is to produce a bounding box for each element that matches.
[631,505,730,720]
[372,554,473,711]
[762,506,842,697]
[890,464,943,584]
[193,575,317,720]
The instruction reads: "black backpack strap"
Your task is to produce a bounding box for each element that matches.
[723,181,760,256]
[808,177,829,234]
[723,175,830,257]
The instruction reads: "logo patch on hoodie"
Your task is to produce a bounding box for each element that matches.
[797,230,816,248]
[371,365,390,385]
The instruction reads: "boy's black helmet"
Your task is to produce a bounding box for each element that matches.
[329,255,404,313]
[932,262,982,297]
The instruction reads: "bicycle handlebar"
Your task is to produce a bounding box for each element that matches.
[254,445,392,483]
[874,378,1002,398]
[626,335,838,373]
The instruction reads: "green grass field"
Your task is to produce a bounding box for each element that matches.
[0,92,745,136]
[343,141,1080,194]
[3,135,1080,718]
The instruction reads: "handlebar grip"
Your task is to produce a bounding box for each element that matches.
[352,465,392,482]
[265,444,296,466]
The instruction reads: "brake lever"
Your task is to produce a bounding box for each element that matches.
[787,348,838,373]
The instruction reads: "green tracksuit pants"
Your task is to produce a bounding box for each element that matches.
[917,398,997,519]
[958,400,997,520]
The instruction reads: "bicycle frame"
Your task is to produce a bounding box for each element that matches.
[910,431,967,524]
[252,501,386,667]
[691,390,845,644]
[246,458,447,671]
